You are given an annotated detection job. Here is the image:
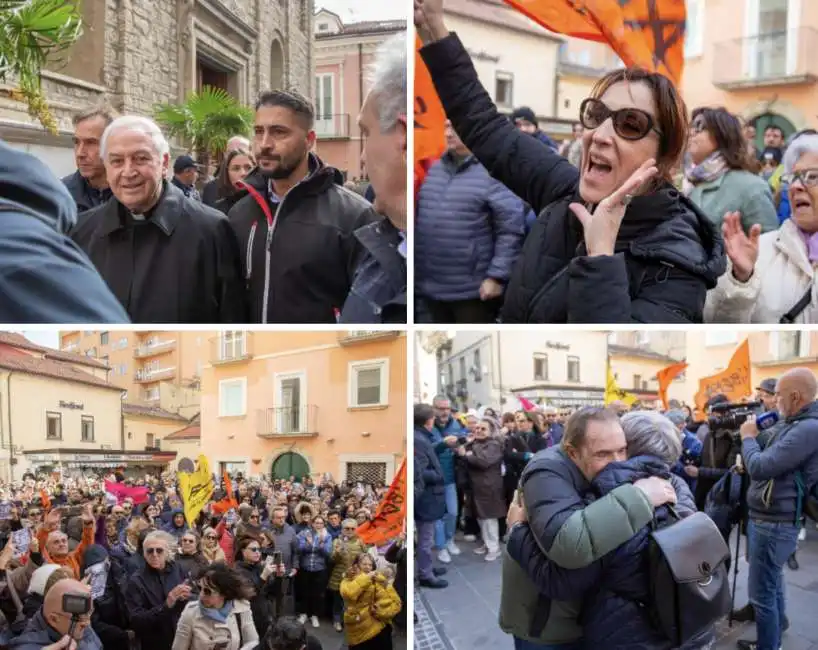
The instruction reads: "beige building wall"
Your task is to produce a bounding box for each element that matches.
[163,439,202,469]
[123,416,186,452]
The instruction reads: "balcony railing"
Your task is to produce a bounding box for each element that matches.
[338,331,400,346]
[133,339,176,358]
[210,333,254,364]
[134,367,176,383]
[713,27,818,89]
[257,405,319,437]
[315,113,350,139]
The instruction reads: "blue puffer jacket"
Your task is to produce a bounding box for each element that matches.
[508,455,698,650]
[416,152,527,301]
[429,417,465,485]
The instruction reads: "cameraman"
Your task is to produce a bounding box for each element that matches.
[738,368,818,650]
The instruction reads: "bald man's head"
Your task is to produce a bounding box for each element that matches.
[44,579,92,640]
[776,368,818,418]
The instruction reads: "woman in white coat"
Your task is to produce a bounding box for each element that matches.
[705,133,818,323]
[172,562,259,650]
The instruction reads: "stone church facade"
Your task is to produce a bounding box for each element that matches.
[0,0,314,175]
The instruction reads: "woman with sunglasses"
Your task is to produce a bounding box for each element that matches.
[234,536,285,639]
[172,562,259,650]
[176,531,208,582]
[454,417,505,562]
[685,107,778,235]
[705,133,818,323]
[327,518,369,633]
[414,2,725,323]
[201,527,227,564]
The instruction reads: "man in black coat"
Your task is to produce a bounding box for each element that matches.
[71,115,246,323]
[61,106,115,214]
[414,403,448,589]
[227,90,377,323]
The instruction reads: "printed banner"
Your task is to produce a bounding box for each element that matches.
[503,0,686,84]
[11,528,30,558]
[0,502,11,520]
[357,458,406,546]
[657,361,688,410]
[694,339,751,416]
[414,34,446,191]
[178,455,214,527]
[104,480,149,505]
[604,365,639,406]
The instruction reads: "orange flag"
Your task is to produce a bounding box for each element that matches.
[414,35,446,191]
[212,470,238,516]
[503,0,687,84]
[694,339,752,416]
[656,361,688,410]
[39,490,51,512]
[357,459,406,547]
[223,470,234,502]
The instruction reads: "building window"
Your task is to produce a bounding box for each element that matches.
[219,331,246,361]
[314,73,333,134]
[633,374,642,390]
[46,412,62,440]
[100,332,109,345]
[81,415,94,442]
[319,22,328,31]
[567,356,580,382]
[705,331,738,347]
[86,347,97,357]
[349,359,389,408]
[147,433,154,447]
[119,364,127,376]
[775,331,808,360]
[495,72,514,108]
[636,331,649,345]
[219,378,247,417]
[145,387,159,401]
[345,461,387,485]
[684,0,704,57]
[473,349,482,382]
[459,357,466,382]
[534,353,548,380]
[118,337,127,349]
[447,363,453,388]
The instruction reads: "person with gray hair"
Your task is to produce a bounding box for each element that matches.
[70,115,246,323]
[705,131,818,323]
[62,105,118,214]
[339,33,408,324]
[620,411,682,465]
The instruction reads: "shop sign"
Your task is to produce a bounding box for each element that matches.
[545,342,570,351]
[59,401,84,410]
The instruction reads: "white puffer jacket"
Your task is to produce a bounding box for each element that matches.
[171,598,258,650]
[705,219,818,323]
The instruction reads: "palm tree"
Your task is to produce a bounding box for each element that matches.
[0,0,83,134]
[154,86,254,175]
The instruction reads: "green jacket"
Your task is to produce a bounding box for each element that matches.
[687,169,778,235]
[498,480,654,643]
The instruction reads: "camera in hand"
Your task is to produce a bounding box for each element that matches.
[63,592,91,638]
[707,401,763,432]
[456,436,468,445]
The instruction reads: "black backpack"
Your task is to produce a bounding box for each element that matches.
[646,508,731,646]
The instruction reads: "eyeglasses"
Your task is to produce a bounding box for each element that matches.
[342,527,356,531]
[145,547,165,556]
[579,98,662,141]
[199,586,218,597]
[781,169,818,188]
[249,515,259,520]
[29,511,41,517]
[690,118,707,134]
[181,539,196,544]
[246,546,261,552]
[205,535,217,540]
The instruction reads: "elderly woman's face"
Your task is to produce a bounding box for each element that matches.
[579,80,661,205]
[788,150,818,233]
[473,421,491,440]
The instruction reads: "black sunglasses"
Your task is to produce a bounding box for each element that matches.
[145,548,165,555]
[579,98,662,141]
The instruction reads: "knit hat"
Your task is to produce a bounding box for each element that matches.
[82,544,108,572]
[173,155,197,174]
[29,564,61,596]
[511,107,538,127]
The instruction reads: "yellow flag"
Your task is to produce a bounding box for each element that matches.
[178,454,214,526]
[605,365,639,407]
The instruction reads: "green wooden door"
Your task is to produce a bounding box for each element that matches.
[271,452,310,481]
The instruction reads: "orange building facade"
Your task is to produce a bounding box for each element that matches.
[200,331,406,485]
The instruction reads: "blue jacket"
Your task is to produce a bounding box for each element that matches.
[743,401,818,522]
[671,430,703,489]
[296,529,333,572]
[416,151,527,301]
[415,427,447,522]
[508,455,697,650]
[429,417,465,485]
[778,181,791,223]
[0,142,130,323]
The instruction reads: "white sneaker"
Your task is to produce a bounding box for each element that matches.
[799,527,807,541]
[438,548,452,563]
[485,550,501,562]
[474,545,488,555]
[334,622,343,632]
[464,534,477,542]
[311,616,319,628]
[446,540,461,555]
[298,614,307,624]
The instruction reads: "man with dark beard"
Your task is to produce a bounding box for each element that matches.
[227,90,378,323]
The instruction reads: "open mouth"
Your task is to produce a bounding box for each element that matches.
[585,154,613,180]
[793,196,812,210]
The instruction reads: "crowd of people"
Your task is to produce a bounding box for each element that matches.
[0,470,406,650]
[413,0,818,324]
[414,367,818,650]
[0,34,406,325]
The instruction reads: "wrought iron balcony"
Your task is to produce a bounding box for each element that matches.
[210,332,254,364]
[134,367,176,383]
[133,339,176,358]
[337,331,400,346]
[257,405,319,438]
[315,113,350,139]
[713,28,818,89]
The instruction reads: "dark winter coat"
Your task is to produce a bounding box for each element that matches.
[235,560,279,639]
[463,437,505,519]
[175,552,208,581]
[8,610,102,650]
[414,427,447,522]
[507,455,697,650]
[90,560,131,649]
[694,427,740,510]
[71,181,246,323]
[62,170,112,214]
[502,432,531,497]
[0,142,130,324]
[226,157,378,323]
[384,540,407,630]
[125,560,187,650]
[415,152,527,301]
[419,33,727,323]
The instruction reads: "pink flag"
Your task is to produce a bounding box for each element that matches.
[104,480,149,505]
[519,397,537,412]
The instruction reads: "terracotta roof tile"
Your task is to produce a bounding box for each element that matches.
[165,424,201,440]
[122,403,189,422]
[0,348,123,391]
[0,332,108,370]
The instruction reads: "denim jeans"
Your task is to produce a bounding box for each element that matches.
[416,520,436,580]
[747,519,800,650]
[434,483,458,549]
[332,590,344,624]
[513,637,581,650]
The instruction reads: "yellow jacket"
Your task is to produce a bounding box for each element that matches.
[340,572,402,646]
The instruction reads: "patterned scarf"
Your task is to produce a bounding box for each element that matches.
[684,151,730,194]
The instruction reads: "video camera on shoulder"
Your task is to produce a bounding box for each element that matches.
[707,400,763,433]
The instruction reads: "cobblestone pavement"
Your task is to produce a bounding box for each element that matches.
[415,528,818,650]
